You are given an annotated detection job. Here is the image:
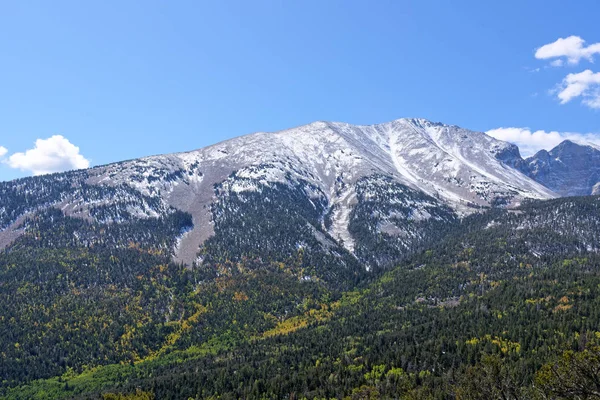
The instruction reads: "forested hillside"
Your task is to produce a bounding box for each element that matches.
[2,193,600,399]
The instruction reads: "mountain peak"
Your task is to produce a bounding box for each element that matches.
[556,139,600,151]
[523,139,600,196]
[556,139,584,150]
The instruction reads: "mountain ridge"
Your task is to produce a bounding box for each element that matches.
[2,117,599,267]
[522,139,600,196]
[66,118,557,263]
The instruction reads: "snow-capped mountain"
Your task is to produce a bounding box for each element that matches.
[0,118,560,268]
[522,140,600,196]
[88,118,556,260]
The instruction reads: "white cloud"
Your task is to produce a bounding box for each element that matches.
[6,135,90,176]
[555,69,600,108]
[0,146,7,158]
[550,59,564,67]
[486,127,600,156]
[584,95,600,109]
[535,36,600,65]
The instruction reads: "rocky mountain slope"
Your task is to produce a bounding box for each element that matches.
[522,140,600,196]
[0,118,559,270]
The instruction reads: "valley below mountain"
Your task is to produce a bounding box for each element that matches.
[2,118,600,399]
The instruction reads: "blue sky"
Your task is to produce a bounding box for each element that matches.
[1,0,599,181]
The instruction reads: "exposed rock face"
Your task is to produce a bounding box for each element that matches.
[524,140,600,196]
